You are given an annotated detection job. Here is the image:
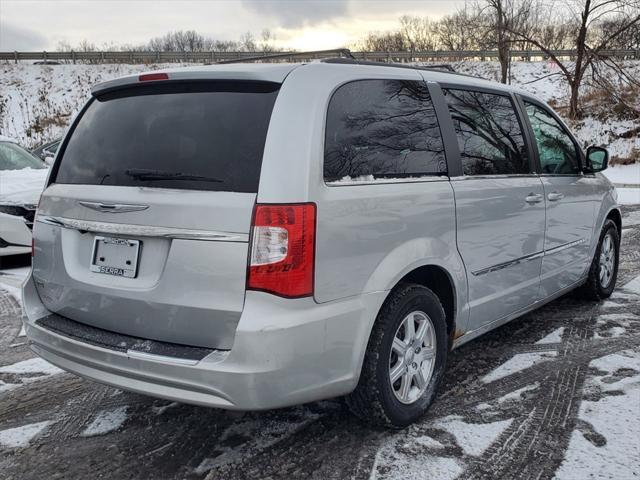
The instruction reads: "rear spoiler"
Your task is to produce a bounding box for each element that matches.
[91,64,299,96]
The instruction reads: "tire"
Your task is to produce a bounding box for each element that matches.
[346,283,448,428]
[577,219,620,300]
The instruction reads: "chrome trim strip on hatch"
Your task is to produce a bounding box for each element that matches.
[79,201,149,213]
[36,215,249,242]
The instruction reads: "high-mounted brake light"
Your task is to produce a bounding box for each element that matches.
[139,73,169,82]
[247,203,316,298]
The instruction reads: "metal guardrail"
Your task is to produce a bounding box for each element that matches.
[0,49,638,64]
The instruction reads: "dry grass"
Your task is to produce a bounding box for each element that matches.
[580,83,640,122]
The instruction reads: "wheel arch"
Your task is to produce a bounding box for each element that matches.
[397,265,458,344]
[605,207,622,236]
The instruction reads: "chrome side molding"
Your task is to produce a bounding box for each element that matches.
[36,215,249,243]
[472,250,544,277]
[471,238,587,276]
[545,238,586,255]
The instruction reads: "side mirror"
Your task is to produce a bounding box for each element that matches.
[585,146,609,173]
[44,156,55,166]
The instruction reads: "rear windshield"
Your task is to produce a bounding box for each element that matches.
[54,81,280,193]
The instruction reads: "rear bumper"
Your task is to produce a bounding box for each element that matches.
[22,275,386,410]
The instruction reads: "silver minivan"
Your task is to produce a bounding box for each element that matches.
[23,60,621,427]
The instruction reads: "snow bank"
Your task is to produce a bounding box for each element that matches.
[0,62,177,148]
[1,61,638,161]
[455,60,640,162]
[0,167,49,205]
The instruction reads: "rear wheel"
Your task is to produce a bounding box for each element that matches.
[346,283,448,428]
[578,219,620,300]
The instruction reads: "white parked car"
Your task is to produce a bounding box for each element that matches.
[0,137,49,257]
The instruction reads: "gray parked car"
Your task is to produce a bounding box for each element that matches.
[22,61,620,427]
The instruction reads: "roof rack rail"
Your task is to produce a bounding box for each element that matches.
[216,48,355,64]
[322,57,457,73]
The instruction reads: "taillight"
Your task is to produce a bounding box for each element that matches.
[247,203,316,298]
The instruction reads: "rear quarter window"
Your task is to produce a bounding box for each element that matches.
[324,79,447,182]
[54,81,280,193]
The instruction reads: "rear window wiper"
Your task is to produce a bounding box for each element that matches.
[125,169,223,183]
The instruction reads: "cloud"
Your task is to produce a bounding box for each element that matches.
[0,22,48,50]
[241,0,350,27]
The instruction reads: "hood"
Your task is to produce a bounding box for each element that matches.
[0,168,49,206]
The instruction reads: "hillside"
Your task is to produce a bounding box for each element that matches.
[1,60,638,163]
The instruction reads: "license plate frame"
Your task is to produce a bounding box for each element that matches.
[90,236,141,278]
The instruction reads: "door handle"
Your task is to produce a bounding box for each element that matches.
[525,193,543,204]
[547,192,565,201]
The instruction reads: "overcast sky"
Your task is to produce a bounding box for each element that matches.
[0,0,463,51]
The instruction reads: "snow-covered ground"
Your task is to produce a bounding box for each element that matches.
[602,163,640,205]
[602,162,640,186]
[2,213,639,478]
[554,349,640,480]
[0,266,29,302]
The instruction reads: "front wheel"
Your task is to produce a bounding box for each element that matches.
[346,283,448,428]
[578,219,620,300]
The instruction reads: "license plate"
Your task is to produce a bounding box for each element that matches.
[90,236,141,278]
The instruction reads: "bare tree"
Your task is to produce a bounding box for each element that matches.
[240,31,257,52]
[507,0,640,118]
[438,8,481,51]
[536,22,574,50]
[355,30,408,51]
[398,15,439,52]
[259,29,281,53]
[468,0,535,83]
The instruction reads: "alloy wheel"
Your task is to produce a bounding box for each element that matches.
[389,310,436,405]
[599,232,616,288]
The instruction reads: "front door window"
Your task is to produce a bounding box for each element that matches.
[525,102,580,175]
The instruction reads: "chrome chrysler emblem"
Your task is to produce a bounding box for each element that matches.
[79,201,149,213]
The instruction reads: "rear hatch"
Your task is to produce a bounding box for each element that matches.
[32,78,281,349]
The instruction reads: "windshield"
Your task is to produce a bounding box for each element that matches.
[54,81,280,193]
[0,142,47,170]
